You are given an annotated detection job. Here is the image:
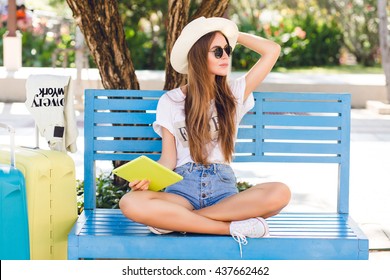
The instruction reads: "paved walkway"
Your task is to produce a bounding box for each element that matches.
[0,102,389,261]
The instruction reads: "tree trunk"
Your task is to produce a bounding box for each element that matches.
[6,0,17,37]
[66,0,141,186]
[163,0,231,90]
[163,0,191,90]
[378,0,390,103]
[65,0,139,90]
[191,0,230,19]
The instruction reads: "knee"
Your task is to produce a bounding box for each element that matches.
[259,182,291,210]
[119,192,137,219]
[274,182,291,208]
[119,191,149,223]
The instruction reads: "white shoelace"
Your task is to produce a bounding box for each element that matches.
[231,231,248,258]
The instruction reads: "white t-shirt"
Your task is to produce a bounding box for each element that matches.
[153,76,254,167]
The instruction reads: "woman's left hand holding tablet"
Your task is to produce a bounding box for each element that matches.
[129,179,150,191]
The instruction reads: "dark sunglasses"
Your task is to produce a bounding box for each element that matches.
[209,45,232,59]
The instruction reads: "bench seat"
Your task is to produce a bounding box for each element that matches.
[68,209,368,260]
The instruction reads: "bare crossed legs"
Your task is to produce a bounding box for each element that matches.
[119,181,291,235]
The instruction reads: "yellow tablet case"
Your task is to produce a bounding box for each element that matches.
[112,155,183,191]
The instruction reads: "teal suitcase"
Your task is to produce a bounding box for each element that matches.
[0,124,30,260]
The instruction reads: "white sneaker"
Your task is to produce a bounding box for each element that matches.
[230,217,269,238]
[229,217,269,257]
[148,226,173,235]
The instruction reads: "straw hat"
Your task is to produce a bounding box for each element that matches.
[170,17,239,74]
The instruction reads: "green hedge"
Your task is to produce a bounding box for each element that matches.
[232,13,343,70]
[0,28,6,65]
[0,27,78,67]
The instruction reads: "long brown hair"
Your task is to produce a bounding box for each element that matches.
[186,32,237,164]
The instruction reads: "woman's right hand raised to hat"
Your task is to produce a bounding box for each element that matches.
[237,31,281,101]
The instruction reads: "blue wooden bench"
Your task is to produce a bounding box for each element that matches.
[67,89,369,260]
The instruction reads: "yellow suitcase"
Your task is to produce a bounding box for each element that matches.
[0,146,77,260]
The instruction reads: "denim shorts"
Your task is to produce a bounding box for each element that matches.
[165,162,238,210]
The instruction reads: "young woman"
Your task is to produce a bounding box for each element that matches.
[119,17,291,251]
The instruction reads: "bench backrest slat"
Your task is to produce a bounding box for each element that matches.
[84,90,350,214]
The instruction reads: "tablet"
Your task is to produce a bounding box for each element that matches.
[112,155,183,191]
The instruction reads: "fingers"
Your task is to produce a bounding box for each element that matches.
[129,179,150,191]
